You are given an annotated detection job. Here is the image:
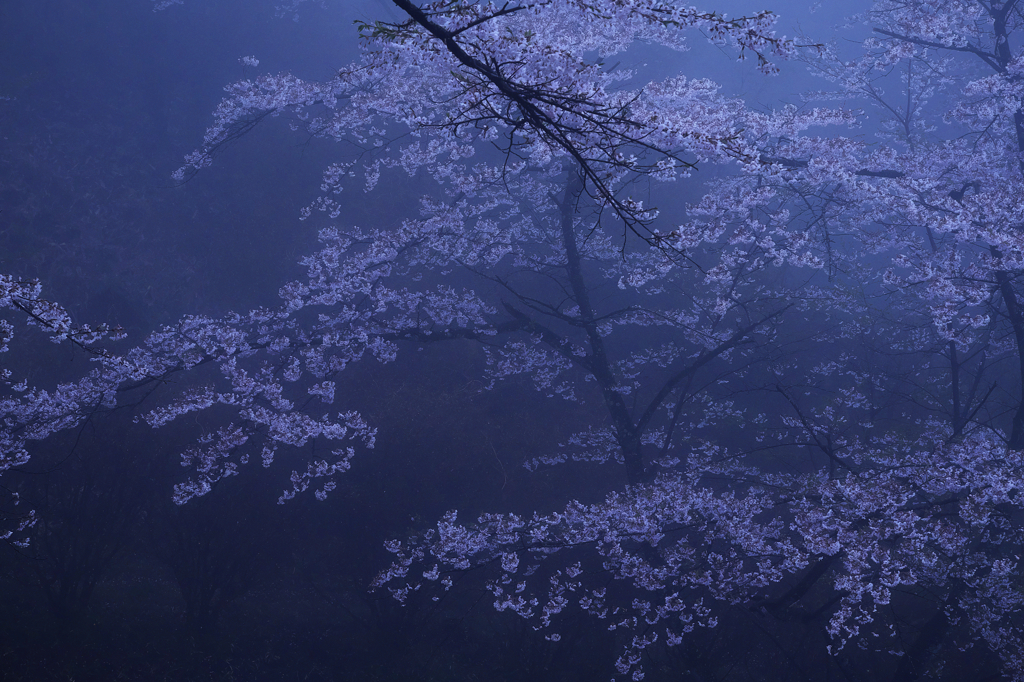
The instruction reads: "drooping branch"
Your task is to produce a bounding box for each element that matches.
[387,0,781,239]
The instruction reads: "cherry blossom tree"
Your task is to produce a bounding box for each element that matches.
[637,0,1024,676]
[9,0,1024,679]
[4,1,827,675]
[311,1,1024,678]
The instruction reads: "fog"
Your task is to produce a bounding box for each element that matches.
[0,1,1014,681]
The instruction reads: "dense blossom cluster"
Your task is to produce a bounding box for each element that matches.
[0,297,377,509]
[173,0,794,237]
[0,275,129,541]
[377,428,1024,678]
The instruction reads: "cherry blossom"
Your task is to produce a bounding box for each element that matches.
[12,0,1024,678]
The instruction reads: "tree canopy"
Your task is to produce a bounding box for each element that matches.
[6,0,1024,679]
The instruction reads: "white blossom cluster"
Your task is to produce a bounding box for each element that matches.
[174,0,794,235]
